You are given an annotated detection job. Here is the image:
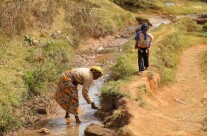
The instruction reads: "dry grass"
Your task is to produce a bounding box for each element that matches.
[0,0,56,36]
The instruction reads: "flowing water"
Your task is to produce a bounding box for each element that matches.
[149,16,171,30]
[19,77,104,136]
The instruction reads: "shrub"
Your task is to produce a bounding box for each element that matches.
[24,68,47,96]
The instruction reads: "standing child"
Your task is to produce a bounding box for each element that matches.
[135,23,153,75]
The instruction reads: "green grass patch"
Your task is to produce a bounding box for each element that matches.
[110,41,137,81]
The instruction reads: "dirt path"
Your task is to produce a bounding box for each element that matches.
[126,45,207,136]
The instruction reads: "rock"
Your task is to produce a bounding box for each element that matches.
[135,17,152,26]
[32,37,40,45]
[37,108,47,114]
[38,128,50,134]
[97,47,104,51]
[84,123,115,136]
[193,18,207,24]
[56,30,62,34]
[115,35,121,38]
[173,98,186,105]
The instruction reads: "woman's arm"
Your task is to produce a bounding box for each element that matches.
[82,80,98,109]
[82,81,93,104]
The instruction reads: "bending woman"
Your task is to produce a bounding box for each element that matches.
[54,66,103,123]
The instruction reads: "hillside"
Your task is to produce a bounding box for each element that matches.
[0,0,207,135]
[0,0,133,133]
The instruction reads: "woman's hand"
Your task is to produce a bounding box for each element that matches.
[91,102,98,109]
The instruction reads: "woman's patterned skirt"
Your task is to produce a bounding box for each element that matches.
[53,70,79,115]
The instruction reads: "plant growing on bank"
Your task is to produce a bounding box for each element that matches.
[100,80,130,112]
[24,68,47,96]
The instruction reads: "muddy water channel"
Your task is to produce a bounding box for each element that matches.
[19,78,104,136]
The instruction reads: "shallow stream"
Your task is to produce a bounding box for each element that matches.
[19,78,104,136]
[18,16,172,136]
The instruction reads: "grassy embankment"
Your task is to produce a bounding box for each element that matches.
[111,0,207,15]
[100,18,207,124]
[0,0,134,132]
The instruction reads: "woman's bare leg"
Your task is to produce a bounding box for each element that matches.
[75,115,81,123]
[65,111,70,118]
